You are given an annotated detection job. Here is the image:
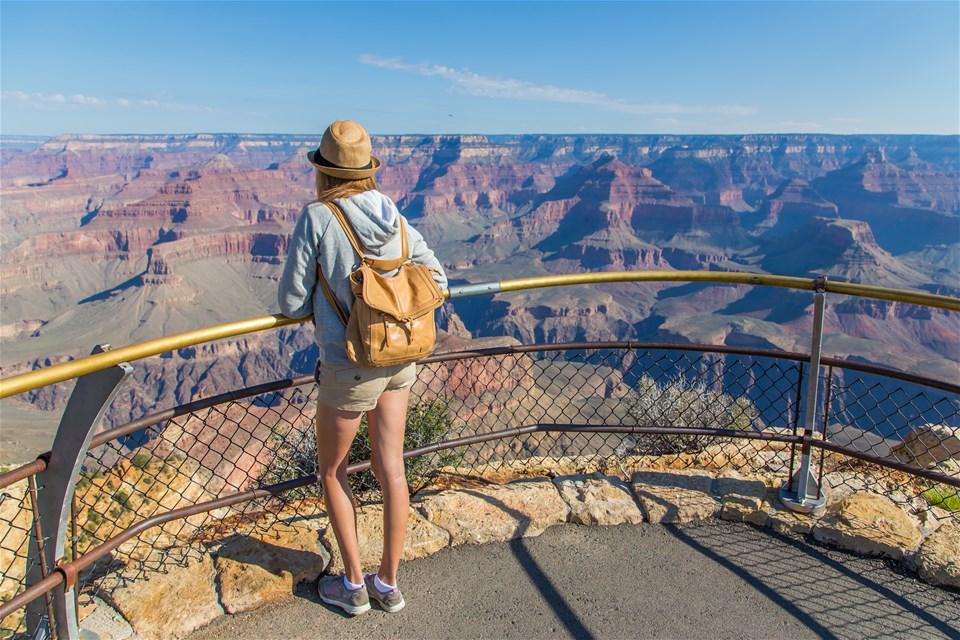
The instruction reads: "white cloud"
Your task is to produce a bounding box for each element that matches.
[0,91,216,113]
[358,55,757,117]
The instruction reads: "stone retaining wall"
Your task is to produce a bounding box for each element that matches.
[82,467,959,640]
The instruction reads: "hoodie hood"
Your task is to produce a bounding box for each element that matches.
[335,191,401,257]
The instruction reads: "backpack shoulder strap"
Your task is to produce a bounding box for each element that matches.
[324,200,410,272]
[323,200,366,261]
[399,217,410,260]
[315,201,351,327]
[316,264,348,327]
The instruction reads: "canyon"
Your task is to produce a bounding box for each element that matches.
[0,133,958,460]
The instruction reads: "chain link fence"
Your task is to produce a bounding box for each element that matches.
[823,364,960,528]
[2,344,958,637]
[0,479,40,637]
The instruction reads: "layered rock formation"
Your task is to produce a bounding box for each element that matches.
[0,133,957,459]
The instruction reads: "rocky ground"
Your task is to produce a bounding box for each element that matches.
[60,460,959,640]
[184,521,960,640]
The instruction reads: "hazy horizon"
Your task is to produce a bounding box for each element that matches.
[4,131,960,141]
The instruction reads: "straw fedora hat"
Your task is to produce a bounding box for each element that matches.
[307,120,381,179]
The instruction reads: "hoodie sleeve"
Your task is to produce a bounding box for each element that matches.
[404,217,448,292]
[278,205,321,319]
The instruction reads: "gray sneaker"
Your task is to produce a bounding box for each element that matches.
[318,575,370,615]
[364,574,405,612]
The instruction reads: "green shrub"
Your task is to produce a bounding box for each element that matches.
[257,397,461,500]
[75,468,105,494]
[112,490,131,507]
[350,397,462,490]
[922,486,960,512]
[130,452,152,469]
[623,375,758,455]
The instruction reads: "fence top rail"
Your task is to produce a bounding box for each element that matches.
[1,270,958,399]
[2,338,951,478]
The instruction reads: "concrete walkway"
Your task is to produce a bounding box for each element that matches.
[188,520,960,640]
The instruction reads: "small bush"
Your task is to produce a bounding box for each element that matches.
[112,490,131,507]
[623,375,758,455]
[130,452,152,469]
[349,397,462,490]
[257,397,461,500]
[75,468,105,493]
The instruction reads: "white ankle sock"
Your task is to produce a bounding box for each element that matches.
[343,575,364,591]
[374,575,396,592]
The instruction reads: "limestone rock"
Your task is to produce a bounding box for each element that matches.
[425,456,614,490]
[934,457,960,477]
[812,493,922,561]
[715,474,770,499]
[718,475,789,528]
[323,505,450,574]
[105,553,222,640]
[553,473,644,525]
[916,523,960,589]
[891,424,960,469]
[769,508,817,536]
[416,478,569,545]
[823,471,871,503]
[79,596,136,640]
[77,593,98,622]
[216,560,291,615]
[631,470,720,524]
[215,521,330,614]
[721,494,769,526]
[916,505,950,537]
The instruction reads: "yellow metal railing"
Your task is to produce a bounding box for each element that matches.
[1,270,958,399]
[0,315,299,399]
[493,271,960,310]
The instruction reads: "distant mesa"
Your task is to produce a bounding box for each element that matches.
[746,178,839,237]
[756,217,927,288]
[0,132,957,457]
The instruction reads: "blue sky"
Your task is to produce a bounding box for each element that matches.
[1,1,958,136]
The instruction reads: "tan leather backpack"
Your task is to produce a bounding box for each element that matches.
[316,200,445,367]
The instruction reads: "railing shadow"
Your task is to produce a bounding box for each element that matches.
[455,485,596,640]
[663,520,960,640]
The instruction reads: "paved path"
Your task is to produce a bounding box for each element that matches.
[188,520,960,640]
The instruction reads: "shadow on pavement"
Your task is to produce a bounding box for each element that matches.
[665,521,960,640]
[188,520,960,640]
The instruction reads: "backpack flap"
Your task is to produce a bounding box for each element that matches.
[355,262,444,322]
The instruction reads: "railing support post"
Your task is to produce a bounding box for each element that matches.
[25,345,132,640]
[779,278,829,514]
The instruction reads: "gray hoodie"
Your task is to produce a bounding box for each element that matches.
[278,190,447,365]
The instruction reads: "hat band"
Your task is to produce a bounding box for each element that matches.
[314,147,373,171]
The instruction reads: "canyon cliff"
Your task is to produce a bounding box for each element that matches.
[0,133,957,459]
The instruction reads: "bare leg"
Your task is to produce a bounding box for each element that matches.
[366,388,411,586]
[316,401,364,585]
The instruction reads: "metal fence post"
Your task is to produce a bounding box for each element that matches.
[25,345,133,639]
[779,277,829,514]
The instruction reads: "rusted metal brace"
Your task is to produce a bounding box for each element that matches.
[55,561,79,592]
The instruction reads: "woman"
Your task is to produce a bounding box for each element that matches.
[278,120,447,615]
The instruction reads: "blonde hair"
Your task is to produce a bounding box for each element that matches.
[315,170,379,202]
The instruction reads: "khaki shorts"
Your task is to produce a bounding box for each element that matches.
[314,361,416,412]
